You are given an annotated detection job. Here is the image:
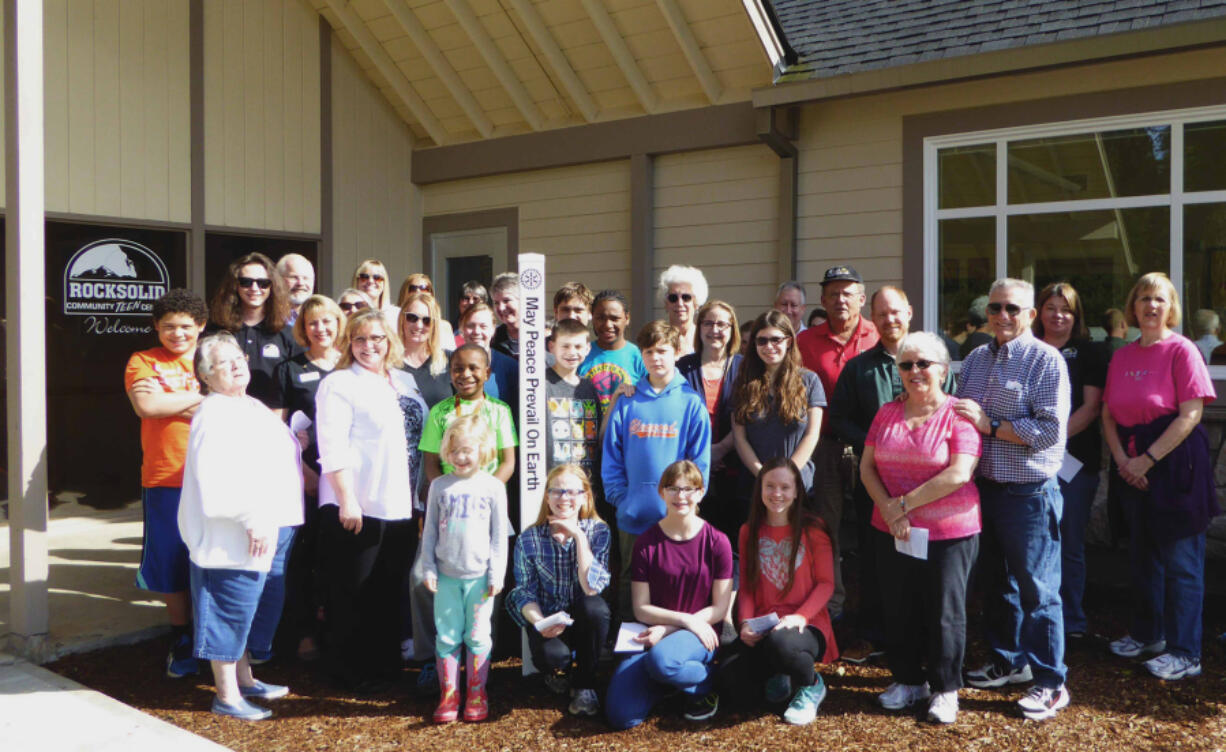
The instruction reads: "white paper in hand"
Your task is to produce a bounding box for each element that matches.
[894,526,929,560]
[1058,452,1083,483]
[289,410,313,434]
[744,612,780,634]
[614,621,649,652]
[534,611,574,632]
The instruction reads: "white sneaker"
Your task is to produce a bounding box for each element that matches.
[1018,685,1070,720]
[1109,635,1165,659]
[927,691,958,724]
[1143,653,1202,681]
[879,682,931,710]
[568,688,600,716]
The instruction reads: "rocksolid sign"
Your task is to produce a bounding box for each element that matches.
[62,238,170,316]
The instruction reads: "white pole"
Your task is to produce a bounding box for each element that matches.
[517,252,546,673]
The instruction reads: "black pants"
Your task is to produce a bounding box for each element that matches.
[717,625,826,707]
[277,493,322,654]
[874,529,977,693]
[852,479,883,643]
[524,593,611,689]
[319,506,415,684]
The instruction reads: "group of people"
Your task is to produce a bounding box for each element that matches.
[125,251,1218,728]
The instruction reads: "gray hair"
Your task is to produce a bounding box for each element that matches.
[776,280,806,302]
[491,271,520,297]
[336,288,374,306]
[1194,309,1220,337]
[275,253,313,275]
[194,332,242,394]
[657,265,709,306]
[897,331,951,370]
[988,278,1034,309]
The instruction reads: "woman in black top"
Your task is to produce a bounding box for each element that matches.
[207,252,297,407]
[1033,281,1105,639]
[397,290,454,409]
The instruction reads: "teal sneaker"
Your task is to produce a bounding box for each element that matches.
[764,673,792,704]
[783,676,827,726]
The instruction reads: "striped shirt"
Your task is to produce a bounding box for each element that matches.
[956,330,1069,484]
[507,518,612,628]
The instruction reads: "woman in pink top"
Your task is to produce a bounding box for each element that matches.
[1102,272,1217,682]
[860,331,981,725]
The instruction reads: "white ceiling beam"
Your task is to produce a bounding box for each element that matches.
[580,0,658,113]
[324,0,449,145]
[655,0,722,103]
[506,0,598,122]
[384,0,493,138]
[443,0,544,131]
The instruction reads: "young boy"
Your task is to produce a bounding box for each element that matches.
[601,320,711,616]
[579,290,646,411]
[553,281,594,326]
[546,318,602,478]
[124,288,208,679]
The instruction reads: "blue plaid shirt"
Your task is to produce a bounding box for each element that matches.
[956,330,1069,484]
[507,518,612,628]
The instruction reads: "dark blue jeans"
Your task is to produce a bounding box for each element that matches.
[605,629,715,729]
[1058,467,1099,635]
[977,478,1066,688]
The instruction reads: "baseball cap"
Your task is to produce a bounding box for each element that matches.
[821,265,862,285]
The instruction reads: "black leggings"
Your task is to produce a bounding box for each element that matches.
[717,625,826,707]
[523,594,610,689]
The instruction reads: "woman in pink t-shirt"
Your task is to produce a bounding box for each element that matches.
[1102,272,1217,682]
[860,331,981,725]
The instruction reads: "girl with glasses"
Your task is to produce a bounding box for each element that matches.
[507,464,611,717]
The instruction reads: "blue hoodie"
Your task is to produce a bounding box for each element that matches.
[600,373,711,535]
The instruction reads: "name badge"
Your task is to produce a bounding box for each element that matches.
[262,343,281,359]
[297,371,320,383]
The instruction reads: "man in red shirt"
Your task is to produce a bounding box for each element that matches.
[795,265,879,620]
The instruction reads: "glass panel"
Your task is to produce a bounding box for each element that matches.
[1007,208,1169,341]
[938,217,995,358]
[1184,120,1226,193]
[938,143,995,209]
[1007,126,1170,204]
[1184,202,1226,364]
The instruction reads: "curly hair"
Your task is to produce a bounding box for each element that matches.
[151,288,207,325]
[742,457,824,597]
[733,310,807,425]
[208,252,290,333]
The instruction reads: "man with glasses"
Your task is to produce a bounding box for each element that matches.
[774,281,808,334]
[796,265,879,620]
[954,278,1071,721]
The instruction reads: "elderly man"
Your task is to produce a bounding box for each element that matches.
[796,265,879,618]
[276,253,315,325]
[774,281,808,334]
[954,278,1070,721]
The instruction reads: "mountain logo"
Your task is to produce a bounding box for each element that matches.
[63,239,170,317]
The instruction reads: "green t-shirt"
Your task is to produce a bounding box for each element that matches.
[419,395,518,475]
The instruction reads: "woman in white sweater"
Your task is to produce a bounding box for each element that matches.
[178,332,303,721]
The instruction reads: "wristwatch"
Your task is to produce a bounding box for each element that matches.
[989,419,1001,438]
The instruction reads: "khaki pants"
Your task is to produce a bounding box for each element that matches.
[810,436,856,618]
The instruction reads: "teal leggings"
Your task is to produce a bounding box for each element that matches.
[434,573,494,659]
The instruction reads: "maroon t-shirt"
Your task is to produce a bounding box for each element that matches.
[631,522,733,614]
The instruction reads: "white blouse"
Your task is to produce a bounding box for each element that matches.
[315,363,416,520]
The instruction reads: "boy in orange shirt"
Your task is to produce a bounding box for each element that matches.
[124,289,208,678]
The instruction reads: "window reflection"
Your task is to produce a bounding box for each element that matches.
[1007,127,1170,204]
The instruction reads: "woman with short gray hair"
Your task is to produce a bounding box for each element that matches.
[658,265,709,356]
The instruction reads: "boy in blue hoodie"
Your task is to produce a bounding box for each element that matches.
[602,320,711,618]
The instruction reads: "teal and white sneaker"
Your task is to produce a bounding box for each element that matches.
[764,673,792,704]
[783,676,826,725]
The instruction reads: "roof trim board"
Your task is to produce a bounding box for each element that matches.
[444,0,545,131]
[506,0,599,122]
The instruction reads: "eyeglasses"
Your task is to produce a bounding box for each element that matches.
[701,320,732,331]
[404,312,432,325]
[986,302,1026,317]
[898,359,935,371]
[756,335,788,347]
[665,485,702,496]
[408,284,430,292]
[352,334,388,347]
[339,300,369,312]
[666,293,694,304]
[547,488,585,500]
[357,272,385,283]
[238,276,272,290]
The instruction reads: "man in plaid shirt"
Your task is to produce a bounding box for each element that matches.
[954,278,1071,721]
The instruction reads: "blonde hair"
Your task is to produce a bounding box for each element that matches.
[397,273,435,304]
[292,295,344,348]
[398,291,449,376]
[439,415,497,470]
[1124,272,1182,329]
[336,308,404,372]
[534,465,602,527]
[351,259,390,309]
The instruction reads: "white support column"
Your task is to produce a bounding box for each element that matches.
[5,0,49,660]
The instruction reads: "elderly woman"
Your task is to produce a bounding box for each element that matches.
[860,332,981,725]
[398,273,456,347]
[178,333,303,720]
[315,308,419,693]
[207,252,296,407]
[336,288,372,317]
[658,265,709,356]
[351,259,392,312]
[1103,272,1217,681]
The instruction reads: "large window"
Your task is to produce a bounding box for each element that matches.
[924,107,1226,372]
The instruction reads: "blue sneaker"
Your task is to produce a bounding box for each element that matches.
[764,673,792,704]
[239,680,290,700]
[165,633,198,678]
[416,662,439,695]
[783,676,827,726]
[211,697,272,721]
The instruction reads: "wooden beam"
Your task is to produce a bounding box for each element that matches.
[505,0,598,122]
[654,0,722,103]
[322,0,448,146]
[443,0,544,131]
[580,0,657,113]
[383,0,492,138]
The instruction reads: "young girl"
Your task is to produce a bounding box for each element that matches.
[507,465,612,717]
[605,460,733,730]
[420,416,509,723]
[718,457,838,726]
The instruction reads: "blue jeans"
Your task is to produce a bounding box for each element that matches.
[977,478,1066,688]
[1123,488,1206,659]
[1059,467,1099,635]
[606,629,715,730]
[247,526,297,655]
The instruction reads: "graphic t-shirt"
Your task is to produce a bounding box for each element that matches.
[125,347,201,488]
[579,342,647,411]
[545,369,601,475]
[419,395,518,475]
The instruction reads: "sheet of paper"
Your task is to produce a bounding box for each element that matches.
[289,410,313,434]
[534,611,574,632]
[744,612,780,634]
[614,621,649,652]
[1058,452,1083,483]
[894,526,929,560]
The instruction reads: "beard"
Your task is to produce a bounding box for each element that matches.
[289,289,311,306]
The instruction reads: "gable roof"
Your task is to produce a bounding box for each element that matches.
[770,0,1226,82]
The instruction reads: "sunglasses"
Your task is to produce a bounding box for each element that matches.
[756,335,788,347]
[339,300,369,312]
[986,302,1026,317]
[238,276,272,290]
[357,272,385,283]
[407,284,430,292]
[898,359,935,371]
[666,293,694,304]
[403,312,432,325]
